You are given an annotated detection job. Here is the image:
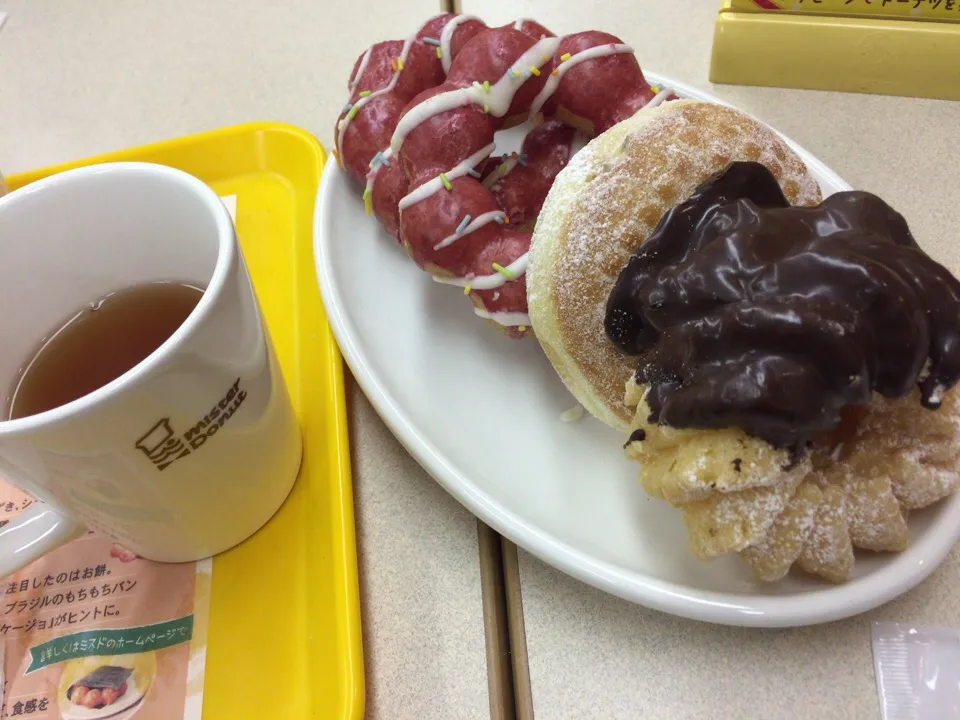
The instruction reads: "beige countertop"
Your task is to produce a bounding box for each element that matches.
[0,2,489,718]
[456,1,960,718]
[5,1,960,718]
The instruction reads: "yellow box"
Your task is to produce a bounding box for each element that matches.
[711,0,960,100]
[729,0,960,21]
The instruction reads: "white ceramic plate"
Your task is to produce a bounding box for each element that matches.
[314,72,960,627]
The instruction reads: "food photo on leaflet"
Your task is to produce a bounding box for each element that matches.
[0,485,212,720]
[322,9,960,708]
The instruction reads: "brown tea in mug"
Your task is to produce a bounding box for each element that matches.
[6,282,203,420]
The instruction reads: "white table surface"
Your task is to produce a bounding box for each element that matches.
[0,2,490,718]
[458,1,960,718]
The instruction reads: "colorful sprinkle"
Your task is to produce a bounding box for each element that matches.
[362,188,372,216]
[509,69,520,79]
[541,55,550,62]
[517,153,528,167]
[483,103,490,114]
[390,58,397,71]
[358,89,371,97]
[342,103,353,114]
[497,163,508,175]
[504,216,511,224]
[467,167,481,178]
[397,57,405,71]
[439,173,452,191]
[492,262,514,279]
[650,84,661,93]
[347,105,359,120]
[551,69,559,76]
[456,215,472,235]
[422,36,441,46]
[436,46,443,59]
[369,151,390,169]
[518,326,527,332]
[529,66,541,77]
[483,80,490,92]
[522,70,532,79]
[560,52,572,62]
[494,215,505,224]
[464,285,471,295]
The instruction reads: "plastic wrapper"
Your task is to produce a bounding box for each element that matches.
[872,621,960,719]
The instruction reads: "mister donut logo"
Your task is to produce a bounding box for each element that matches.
[134,378,247,471]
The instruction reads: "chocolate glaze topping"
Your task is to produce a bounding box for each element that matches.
[605,161,960,456]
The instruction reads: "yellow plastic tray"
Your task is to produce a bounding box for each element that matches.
[6,123,364,719]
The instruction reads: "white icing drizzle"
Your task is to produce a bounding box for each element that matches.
[528,43,634,119]
[642,87,673,111]
[398,143,495,211]
[395,34,565,291]
[433,210,507,251]
[391,37,561,154]
[364,147,394,200]
[474,307,531,327]
[440,14,482,75]
[336,17,434,159]
[513,18,549,40]
[482,155,519,189]
[433,252,529,290]
[349,47,373,89]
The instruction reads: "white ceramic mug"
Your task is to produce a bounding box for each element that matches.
[0,162,302,574]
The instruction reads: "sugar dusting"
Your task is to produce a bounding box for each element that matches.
[627,382,960,581]
[682,471,805,558]
[841,473,909,551]
[795,484,854,583]
[742,482,822,582]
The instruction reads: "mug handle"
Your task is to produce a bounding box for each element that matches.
[0,504,86,577]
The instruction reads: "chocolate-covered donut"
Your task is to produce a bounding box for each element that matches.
[605,161,960,455]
